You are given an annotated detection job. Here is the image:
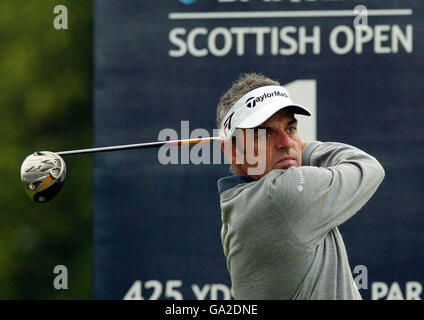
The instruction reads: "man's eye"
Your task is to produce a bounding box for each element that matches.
[288,127,297,134]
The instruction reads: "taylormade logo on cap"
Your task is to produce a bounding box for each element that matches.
[246,91,289,109]
[219,85,311,139]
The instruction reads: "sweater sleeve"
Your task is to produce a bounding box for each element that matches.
[268,141,385,246]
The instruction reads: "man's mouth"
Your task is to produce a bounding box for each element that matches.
[275,157,297,168]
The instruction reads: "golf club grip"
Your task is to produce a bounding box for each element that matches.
[55,137,222,156]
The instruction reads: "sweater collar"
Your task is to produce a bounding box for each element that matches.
[217,175,256,194]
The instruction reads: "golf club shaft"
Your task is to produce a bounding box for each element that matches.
[56,137,222,156]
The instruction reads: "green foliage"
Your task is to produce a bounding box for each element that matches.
[0,0,93,298]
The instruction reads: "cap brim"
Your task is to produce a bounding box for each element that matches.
[237,104,311,129]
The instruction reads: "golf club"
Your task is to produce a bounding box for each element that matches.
[21,136,222,203]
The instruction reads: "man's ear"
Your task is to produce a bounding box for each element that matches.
[222,139,234,164]
[221,138,241,165]
[300,139,309,151]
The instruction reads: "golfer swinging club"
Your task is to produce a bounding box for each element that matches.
[217,73,385,300]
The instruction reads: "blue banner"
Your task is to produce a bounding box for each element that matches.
[94,0,424,300]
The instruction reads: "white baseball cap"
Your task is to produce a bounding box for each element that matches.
[219,85,311,140]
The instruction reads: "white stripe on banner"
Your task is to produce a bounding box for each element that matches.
[168,9,413,20]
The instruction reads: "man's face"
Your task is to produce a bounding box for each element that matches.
[232,109,303,180]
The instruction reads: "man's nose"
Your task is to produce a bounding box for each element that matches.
[275,129,293,149]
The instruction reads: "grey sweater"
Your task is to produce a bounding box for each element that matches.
[217,141,385,300]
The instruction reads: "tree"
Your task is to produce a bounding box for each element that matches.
[0,0,93,299]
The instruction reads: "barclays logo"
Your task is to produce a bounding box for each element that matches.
[178,0,196,5]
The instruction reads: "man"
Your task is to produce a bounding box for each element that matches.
[216,73,385,300]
